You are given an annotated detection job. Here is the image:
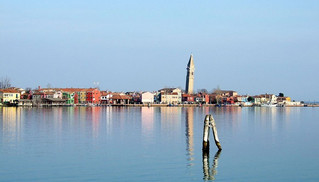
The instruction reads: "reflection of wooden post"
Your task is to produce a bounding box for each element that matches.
[212,149,222,176]
[202,148,222,180]
[210,114,222,150]
[202,151,213,180]
[202,115,210,152]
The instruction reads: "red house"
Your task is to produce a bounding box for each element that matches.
[221,96,235,104]
[182,94,195,103]
[86,88,101,104]
[74,93,79,104]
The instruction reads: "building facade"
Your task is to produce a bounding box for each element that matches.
[0,89,20,103]
[159,88,182,104]
[86,88,101,104]
[141,92,154,104]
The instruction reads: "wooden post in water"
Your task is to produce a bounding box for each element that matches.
[202,115,222,180]
[209,114,222,150]
[202,115,210,152]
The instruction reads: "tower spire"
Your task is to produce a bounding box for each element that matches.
[185,54,195,94]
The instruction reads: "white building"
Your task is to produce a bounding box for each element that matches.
[141,92,154,104]
[159,88,182,104]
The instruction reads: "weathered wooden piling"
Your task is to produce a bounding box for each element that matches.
[202,114,222,151]
[202,115,211,152]
[209,114,222,150]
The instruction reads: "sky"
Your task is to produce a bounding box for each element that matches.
[0,0,318,101]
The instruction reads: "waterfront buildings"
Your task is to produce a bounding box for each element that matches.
[86,88,101,104]
[159,88,182,104]
[100,91,109,105]
[0,54,305,107]
[62,91,75,105]
[0,86,304,107]
[141,92,154,104]
[0,89,20,104]
[182,94,195,103]
[76,90,87,104]
[109,93,131,104]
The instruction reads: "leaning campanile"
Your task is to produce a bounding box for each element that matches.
[185,54,195,94]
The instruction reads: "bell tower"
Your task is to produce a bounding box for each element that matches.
[185,54,195,94]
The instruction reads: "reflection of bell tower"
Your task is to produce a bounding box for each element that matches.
[185,54,195,94]
[186,108,194,163]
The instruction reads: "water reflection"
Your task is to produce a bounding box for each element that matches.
[211,107,242,131]
[247,107,293,134]
[203,150,222,181]
[1,107,22,147]
[106,106,113,136]
[92,107,101,138]
[159,107,182,134]
[141,107,154,143]
[1,106,316,181]
[185,107,194,166]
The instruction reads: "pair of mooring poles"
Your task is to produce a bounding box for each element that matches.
[202,114,222,152]
[202,114,221,180]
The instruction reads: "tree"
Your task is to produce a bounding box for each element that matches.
[247,96,255,102]
[212,86,222,104]
[0,76,11,89]
[212,85,223,94]
[278,93,284,97]
[197,88,208,94]
[25,87,32,93]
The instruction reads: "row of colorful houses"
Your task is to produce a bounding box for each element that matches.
[0,87,301,106]
[208,90,300,106]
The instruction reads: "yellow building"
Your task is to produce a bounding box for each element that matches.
[0,89,21,103]
[78,90,87,104]
[277,96,291,103]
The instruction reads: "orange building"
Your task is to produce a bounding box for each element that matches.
[86,88,101,104]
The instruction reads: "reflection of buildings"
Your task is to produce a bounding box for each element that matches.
[53,107,63,130]
[160,107,182,132]
[106,107,113,136]
[141,107,154,140]
[1,107,22,144]
[257,107,292,132]
[92,107,101,138]
[211,107,241,131]
[185,107,194,164]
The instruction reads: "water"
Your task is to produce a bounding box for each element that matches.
[1,107,319,181]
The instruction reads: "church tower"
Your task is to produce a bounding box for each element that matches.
[185,54,195,94]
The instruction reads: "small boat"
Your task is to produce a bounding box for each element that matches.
[261,103,277,107]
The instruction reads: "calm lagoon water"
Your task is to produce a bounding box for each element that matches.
[1,106,319,181]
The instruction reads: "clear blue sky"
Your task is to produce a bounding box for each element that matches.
[1,0,318,101]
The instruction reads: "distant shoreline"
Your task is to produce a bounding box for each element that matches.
[1,104,319,107]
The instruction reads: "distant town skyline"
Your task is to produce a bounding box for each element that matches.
[1,1,318,101]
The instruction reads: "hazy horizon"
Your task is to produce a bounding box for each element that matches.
[1,1,318,101]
